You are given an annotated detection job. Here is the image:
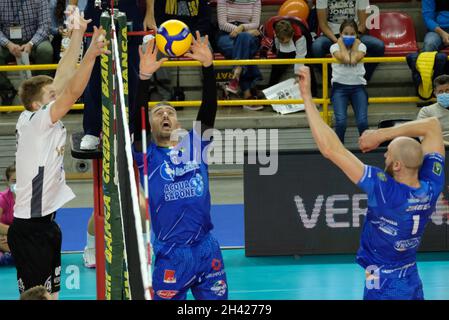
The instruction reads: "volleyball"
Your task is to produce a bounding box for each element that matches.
[156,19,193,57]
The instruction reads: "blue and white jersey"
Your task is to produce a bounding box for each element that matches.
[356,153,445,278]
[134,130,213,246]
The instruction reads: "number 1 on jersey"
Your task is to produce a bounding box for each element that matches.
[411,215,420,235]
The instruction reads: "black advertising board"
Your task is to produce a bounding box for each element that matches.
[244,149,449,256]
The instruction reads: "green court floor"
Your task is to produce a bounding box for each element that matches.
[1,250,448,300]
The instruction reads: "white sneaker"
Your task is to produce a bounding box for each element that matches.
[80,134,100,150]
[83,246,96,268]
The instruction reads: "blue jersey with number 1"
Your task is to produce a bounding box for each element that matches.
[356,153,445,278]
[133,130,213,246]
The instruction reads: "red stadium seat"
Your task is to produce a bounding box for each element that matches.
[368,11,418,56]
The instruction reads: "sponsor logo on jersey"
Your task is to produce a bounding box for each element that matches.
[372,220,398,236]
[160,160,200,181]
[211,258,222,271]
[156,290,178,299]
[160,161,176,181]
[163,269,176,284]
[433,161,443,176]
[377,172,387,182]
[211,280,227,297]
[394,237,421,251]
[206,270,225,279]
[164,173,204,201]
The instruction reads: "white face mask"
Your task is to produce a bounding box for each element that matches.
[10,183,16,193]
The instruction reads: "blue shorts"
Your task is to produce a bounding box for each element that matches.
[364,271,424,300]
[152,234,228,300]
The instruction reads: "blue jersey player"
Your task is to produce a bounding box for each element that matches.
[132,32,228,300]
[297,66,445,300]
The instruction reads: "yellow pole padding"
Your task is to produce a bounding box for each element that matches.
[0,56,420,72]
[322,62,330,125]
[0,97,435,113]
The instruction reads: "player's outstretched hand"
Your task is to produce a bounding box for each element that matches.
[359,130,383,153]
[297,66,312,99]
[66,6,91,34]
[139,36,168,79]
[184,31,213,68]
[85,26,110,59]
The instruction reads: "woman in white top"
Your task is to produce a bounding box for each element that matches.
[330,19,369,143]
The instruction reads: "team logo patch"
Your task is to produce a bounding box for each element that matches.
[211,280,227,297]
[433,162,443,176]
[163,269,176,284]
[377,172,387,182]
[160,161,176,181]
[211,259,222,271]
[156,290,178,299]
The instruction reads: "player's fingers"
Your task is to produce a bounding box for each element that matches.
[139,45,144,59]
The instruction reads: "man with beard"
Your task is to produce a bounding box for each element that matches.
[132,33,228,300]
[297,66,445,300]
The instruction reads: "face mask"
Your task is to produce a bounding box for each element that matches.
[437,93,449,108]
[10,183,16,193]
[342,35,356,47]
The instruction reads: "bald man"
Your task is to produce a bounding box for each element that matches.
[298,66,445,300]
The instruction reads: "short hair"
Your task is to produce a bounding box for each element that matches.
[433,74,449,89]
[339,19,359,35]
[19,75,54,111]
[5,164,15,181]
[274,20,294,40]
[20,286,50,300]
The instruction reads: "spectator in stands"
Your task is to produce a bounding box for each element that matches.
[70,0,151,150]
[422,0,449,52]
[0,0,53,106]
[147,0,213,39]
[330,19,368,143]
[417,75,449,144]
[312,0,384,81]
[144,0,214,104]
[20,285,51,300]
[49,0,68,63]
[216,0,264,111]
[268,19,307,87]
[0,164,15,266]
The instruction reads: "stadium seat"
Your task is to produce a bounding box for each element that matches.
[368,11,418,57]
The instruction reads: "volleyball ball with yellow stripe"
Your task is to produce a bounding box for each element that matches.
[156,20,193,57]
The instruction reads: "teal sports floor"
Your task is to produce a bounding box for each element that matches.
[1,250,448,300]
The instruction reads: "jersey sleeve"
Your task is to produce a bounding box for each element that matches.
[419,153,445,195]
[28,102,55,132]
[357,165,397,209]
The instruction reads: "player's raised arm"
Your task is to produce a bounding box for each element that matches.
[184,32,217,132]
[133,36,167,151]
[51,26,110,124]
[53,8,91,96]
[359,117,445,157]
[298,66,365,184]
